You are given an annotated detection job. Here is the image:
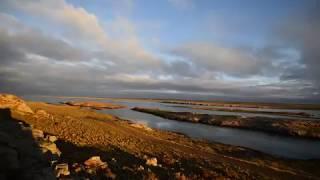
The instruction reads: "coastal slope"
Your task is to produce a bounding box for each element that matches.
[1,94,319,179]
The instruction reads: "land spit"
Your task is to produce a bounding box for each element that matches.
[132,107,320,139]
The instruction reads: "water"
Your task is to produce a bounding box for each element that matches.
[25,96,320,159]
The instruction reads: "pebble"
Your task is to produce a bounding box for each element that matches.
[55,163,70,177]
[146,157,158,166]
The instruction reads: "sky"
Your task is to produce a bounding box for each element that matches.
[0,0,319,103]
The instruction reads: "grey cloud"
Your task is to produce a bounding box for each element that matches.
[277,2,320,85]
[171,42,272,77]
[0,0,319,103]
[0,30,25,64]
[0,15,89,62]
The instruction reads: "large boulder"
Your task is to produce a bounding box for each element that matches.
[0,94,34,115]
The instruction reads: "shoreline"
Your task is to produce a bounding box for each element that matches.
[25,95,320,110]
[167,105,319,120]
[132,107,320,139]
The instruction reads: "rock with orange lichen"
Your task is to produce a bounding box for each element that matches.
[0,94,34,115]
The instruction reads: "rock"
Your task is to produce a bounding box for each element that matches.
[137,165,144,171]
[221,120,241,127]
[0,146,20,169]
[86,168,95,174]
[103,168,116,179]
[0,131,13,144]
[72,163,83,173]
[146,157,157,166]
[34,110,51,119]
[130,123,153,131]
[32,129,44,139]
[0,108,13,121]
[175,172,187,180]
[39,141,61,156]
[47,135,58,143]
[162,156,176,165]
[144,172,158,180]
[35,167,56,180]
[84,156,107,168]
[54,163,70,177]
[0,94,34,115]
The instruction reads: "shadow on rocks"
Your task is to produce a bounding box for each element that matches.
[0,108,55,180]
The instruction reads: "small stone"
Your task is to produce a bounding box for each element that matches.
[74,166,82,173]
[47,135,58,142]
[32,129,44,139]
[84,156,107,168]
[39,141,61,156]
[137,165,144,171]
[72,163,84,173]
[146,157,157,166]
[175,172,187,180]
[145,172,158,180]
[55,163,70,177]
[130,123,153,131]
[103,168,116,179]
[86,168,95,174]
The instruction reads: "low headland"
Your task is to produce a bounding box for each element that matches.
[168,105,316,119]
[64,101,126,110]
[161,100,320,110]
[132,107,320,139]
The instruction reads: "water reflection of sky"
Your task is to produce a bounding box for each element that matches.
[24,96,320,159]
[103,108,320,159]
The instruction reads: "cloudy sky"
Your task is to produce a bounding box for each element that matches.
[0,0,319,103]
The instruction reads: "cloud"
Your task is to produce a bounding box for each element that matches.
[170,42,272,77]
[278,2,320,85]
[0,0,319,102]
[2,0,108,45]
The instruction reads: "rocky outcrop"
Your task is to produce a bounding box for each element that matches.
[0,94,34,115]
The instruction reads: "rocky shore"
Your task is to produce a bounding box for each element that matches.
[186,106,315,119]
[132,107,320,139]
[1,94,320,179]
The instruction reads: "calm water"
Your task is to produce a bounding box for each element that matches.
[25,96,320,159]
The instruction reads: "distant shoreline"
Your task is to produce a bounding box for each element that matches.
[26,95,320,110]
[132,107,320,139]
